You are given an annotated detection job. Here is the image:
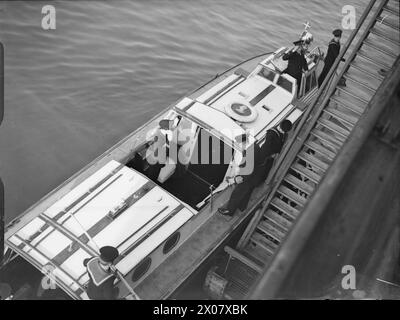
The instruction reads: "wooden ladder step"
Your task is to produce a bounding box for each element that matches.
[344,72,377,92]
[350,61,384,82]
[378,16,400,31]
[243,239,273,266]
[383,5,400,16]
[264,208,293,231]
[335,86,369,105]
[291,162,322,184]
[323,106,358,127]
[357,50,392,70]
[310,128,343,151]
[330,95,364,115]
[257,220,286,242]
[249,232,277,256]
[370,27,399,46]
[304,140,336,161]
[297,150,330,172]
[270,197,299,219]
[224,246,263,273]
[284,174,314,195]
[277,185,307,207]
[363,39,398,59]
[317,118,350,140]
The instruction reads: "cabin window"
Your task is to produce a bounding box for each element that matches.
[258,67,276,82]
[131,257,151,282]
[163,232,180,254]
[277,76,293,93]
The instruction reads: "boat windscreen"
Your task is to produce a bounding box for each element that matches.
[257,67,276,82]
[277,76,293,93]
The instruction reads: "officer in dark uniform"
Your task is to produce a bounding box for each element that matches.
[318,29,345,87]
[83,246,119,300]
[218,120,293,216]
[254,119,292,185]
[282,43,308,93]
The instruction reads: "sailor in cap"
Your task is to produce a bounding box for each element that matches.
[83,246,120,300]
[282,41,309,96]
[318,28,346,87]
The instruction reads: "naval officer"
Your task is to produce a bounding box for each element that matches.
[282,43,309,94]
[218,120,292,217]
[83,246,120,300]
[318,29,345,87]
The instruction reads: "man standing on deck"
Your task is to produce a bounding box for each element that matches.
[83,246,119,300]
[318,29,346,87]
[282,43,308,94]
[218,120,292,217]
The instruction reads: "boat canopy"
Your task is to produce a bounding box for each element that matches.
[6,160,196,299]
[174,98,251,150]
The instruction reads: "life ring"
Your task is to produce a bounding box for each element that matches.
[224,102,258,123]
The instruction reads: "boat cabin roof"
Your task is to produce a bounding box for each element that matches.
[174,47,308,142]
[6,160,197,299]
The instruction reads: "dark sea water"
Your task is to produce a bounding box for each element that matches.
[0,0,366,222]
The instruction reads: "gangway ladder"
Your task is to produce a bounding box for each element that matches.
[218,0,400,300]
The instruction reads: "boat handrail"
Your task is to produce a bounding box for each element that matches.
[188,51,275,95]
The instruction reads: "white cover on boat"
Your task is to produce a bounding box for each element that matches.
[186,102,246,144]
[6,160,196,299]
[211,75,294,137]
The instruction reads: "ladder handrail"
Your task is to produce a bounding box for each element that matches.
[237,0,380,249]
